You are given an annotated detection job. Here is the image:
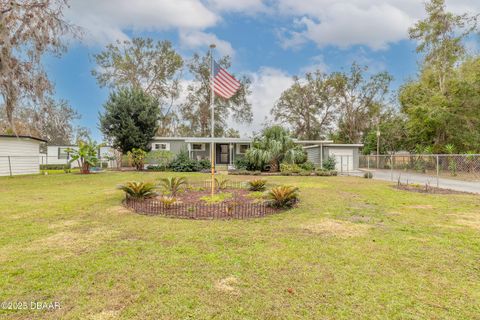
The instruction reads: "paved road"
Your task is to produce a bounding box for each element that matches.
[351,169,480,194]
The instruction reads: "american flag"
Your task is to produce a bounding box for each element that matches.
[213,61,241,99]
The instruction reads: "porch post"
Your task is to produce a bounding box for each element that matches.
[229,143,233,166]
[187,143,192,159]
[320,144,323,169]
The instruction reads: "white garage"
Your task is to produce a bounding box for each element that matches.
[304,143,363,173]
[0,135,46,176]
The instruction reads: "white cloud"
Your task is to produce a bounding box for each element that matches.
[67,0,218,44]
[179,30,235,57]
[207,0,268,13]
[229,67,293,136]
[276,0,480,50]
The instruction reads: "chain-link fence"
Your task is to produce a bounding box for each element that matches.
[0,156,117,177]
[359,154,480,192]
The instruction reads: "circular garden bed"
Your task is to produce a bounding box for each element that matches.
[121,178,299,220]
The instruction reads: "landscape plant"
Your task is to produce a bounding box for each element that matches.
[322,157,336,171]
[146,150,174,171]
[247,179,267,191]
[67,140,101,174]
[118,181,157,199]
[159,177,188,196]
[266,185,300,208]
[127,148,147,171]
[246,125,306,172]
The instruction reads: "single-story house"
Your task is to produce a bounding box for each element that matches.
[150,136,363,172]
[0,135,47,176]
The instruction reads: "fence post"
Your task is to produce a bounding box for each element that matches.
[436,155,439,188]
[390,155,393,181]
[8,156,12,176]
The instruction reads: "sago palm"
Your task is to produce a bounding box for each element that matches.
[266,185,299,208]
[248,179,267,191]
[118,181,157,199]
[159,177,188,196]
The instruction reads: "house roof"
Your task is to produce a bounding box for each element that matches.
[153,136,334,144]
[0,134,47,143]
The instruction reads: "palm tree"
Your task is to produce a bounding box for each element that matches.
[246,125,306,172]
[158,177,188,196]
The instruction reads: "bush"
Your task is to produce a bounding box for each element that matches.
[299,161,315,171]
[146,150,174,170]
[127,148,147,171]
[215,176,229,190]
[146,165,168,172]
[118,181,157,199]
[315,170,338,176]
[363,172,373,179]
[280,163,302,173]
[248,179,267,191]
[322,157,336,171]
[266,185,299,209]
[170,150,201,172]
[234,157,257,171]
[198,159,211,170]
[40,164,70,170]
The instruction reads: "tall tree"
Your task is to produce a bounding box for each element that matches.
[331,63,392,143]
[272,71,336,140]
[92,38,183,136]
[0,99,87,144]
[0,0,77,126]
[179,52,252,137]
[99,88,160,153]
[362,109,408,154]
[408,0,478,94]
[400,0,480,152]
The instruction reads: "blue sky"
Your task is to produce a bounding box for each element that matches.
[45,0,479,140]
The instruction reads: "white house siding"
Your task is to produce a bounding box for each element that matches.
[42,146,78,167]
[0,137,42,176]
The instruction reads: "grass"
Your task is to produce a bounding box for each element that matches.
[200,192,233,204]
[0,171,479,319]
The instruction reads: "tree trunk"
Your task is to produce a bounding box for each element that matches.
[269,159,279,172]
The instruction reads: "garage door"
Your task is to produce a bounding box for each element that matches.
[328,148,354,172]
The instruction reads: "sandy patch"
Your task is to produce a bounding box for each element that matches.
[90,310,120,320]
[215,276,240,295]
[406,205,434,209]
[300,219,370,238]
[455,217,480,230]
[106,205,132,215]
[48,220,80,229]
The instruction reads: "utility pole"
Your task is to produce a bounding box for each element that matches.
[209,44,216,197]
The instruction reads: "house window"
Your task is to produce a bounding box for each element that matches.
[191,143,205,151]
[237,144,250,154]
[153,143,170,151]
[58,147,70,159]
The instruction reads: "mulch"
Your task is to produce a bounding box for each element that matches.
[393,184,472,195]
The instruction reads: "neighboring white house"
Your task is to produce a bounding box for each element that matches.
[44,145,116,168]
[303,143,364,172]
[0,135,46,176]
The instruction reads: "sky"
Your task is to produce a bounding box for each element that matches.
[45,0,480,140]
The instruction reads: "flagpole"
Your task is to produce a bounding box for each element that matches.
[209,44,216,197]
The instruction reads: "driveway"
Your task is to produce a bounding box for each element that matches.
[352,169,480,194]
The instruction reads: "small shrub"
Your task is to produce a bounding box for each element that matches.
[299,171,313,176]
[198,159,211,170]
[280,163,302,173]
[363,172,373,179]
[170,150,200,172]
[299,161,315,171]
[215,176,229,190]
[248,179,267,191]
[159,196,176,208]
[315,170,338,176]
[266,185,299,209]
[127,148,147,171]
[159,177,188,196]
[118,181,157,199]
[40,164,71,170]
[234,157,257,171]
[146,150,174,170]
[322,157,336,171]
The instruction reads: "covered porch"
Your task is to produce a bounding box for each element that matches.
[185,137,251,168]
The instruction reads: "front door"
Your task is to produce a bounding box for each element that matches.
[216,144,230,164]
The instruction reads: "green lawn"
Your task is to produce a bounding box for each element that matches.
[0,172,479,319]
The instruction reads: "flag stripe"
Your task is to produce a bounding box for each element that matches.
[213,61,240,99]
